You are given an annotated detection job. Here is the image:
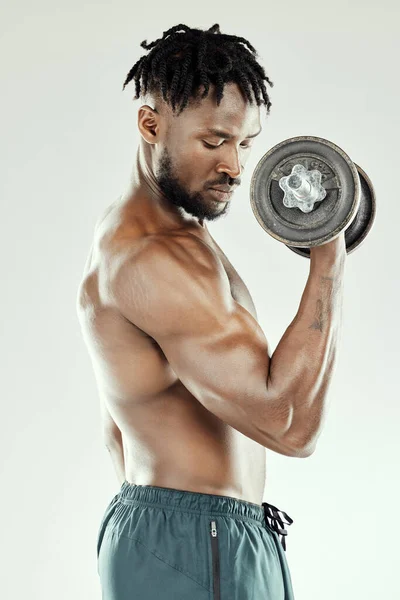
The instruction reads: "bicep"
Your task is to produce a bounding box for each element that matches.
[156,302,284,444]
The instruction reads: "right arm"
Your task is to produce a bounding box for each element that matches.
[112,232,345,459]
[267,235,346,456]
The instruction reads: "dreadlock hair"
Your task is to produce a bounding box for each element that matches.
[122,23,274,116]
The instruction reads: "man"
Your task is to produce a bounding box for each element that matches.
[77,23,346,600]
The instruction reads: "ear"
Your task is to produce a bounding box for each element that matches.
[137,105,161,144]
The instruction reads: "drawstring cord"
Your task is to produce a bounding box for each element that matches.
[262,501,294,551]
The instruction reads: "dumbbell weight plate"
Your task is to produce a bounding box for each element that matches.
[250,136,361,248]
[287,163,376,257]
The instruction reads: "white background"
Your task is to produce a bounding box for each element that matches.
[1,1,399,598]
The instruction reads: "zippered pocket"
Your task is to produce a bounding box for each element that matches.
[209,520,221,599]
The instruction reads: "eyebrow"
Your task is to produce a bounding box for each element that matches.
[202,127,262,140]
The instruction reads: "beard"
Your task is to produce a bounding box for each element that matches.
[155,147,231,223]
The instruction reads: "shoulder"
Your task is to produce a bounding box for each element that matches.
[118,231,226,283]
[110,232,232,334]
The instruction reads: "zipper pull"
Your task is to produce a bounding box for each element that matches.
[210,520,218,537]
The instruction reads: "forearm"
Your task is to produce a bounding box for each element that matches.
[268,238,346,454]
[105,436,126,486]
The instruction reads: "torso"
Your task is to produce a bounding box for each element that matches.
[77,197,267,504]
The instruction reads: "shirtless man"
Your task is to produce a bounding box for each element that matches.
[77,23,346,600]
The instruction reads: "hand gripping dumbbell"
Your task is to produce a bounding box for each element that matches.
[250,136,376,257]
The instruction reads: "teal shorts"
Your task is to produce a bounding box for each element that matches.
[97,480,295,599]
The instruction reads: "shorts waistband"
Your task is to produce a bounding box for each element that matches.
[117,480,294,551]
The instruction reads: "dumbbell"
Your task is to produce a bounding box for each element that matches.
[250,136,376,257]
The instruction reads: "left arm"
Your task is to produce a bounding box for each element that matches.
[105,435,126,486]
[100,396,126,486]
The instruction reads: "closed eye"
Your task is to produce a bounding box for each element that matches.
[203,141,252,150]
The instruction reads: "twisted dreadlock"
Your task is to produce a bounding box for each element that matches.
[122,24,274,116]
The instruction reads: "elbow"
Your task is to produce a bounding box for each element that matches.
[284,429,317,458]
[104,431,123,450]
[294,442,316,458]
[282,410,319,458]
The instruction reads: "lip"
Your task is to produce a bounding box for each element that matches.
[209,188,233,201]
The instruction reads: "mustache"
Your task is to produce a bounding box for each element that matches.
[209,180,240,187]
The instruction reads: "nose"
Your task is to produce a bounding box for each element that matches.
[216,146,243,179]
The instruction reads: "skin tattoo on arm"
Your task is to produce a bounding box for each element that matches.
[310,299,325,332]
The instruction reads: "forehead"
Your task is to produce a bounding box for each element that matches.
[172,82,262,135]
